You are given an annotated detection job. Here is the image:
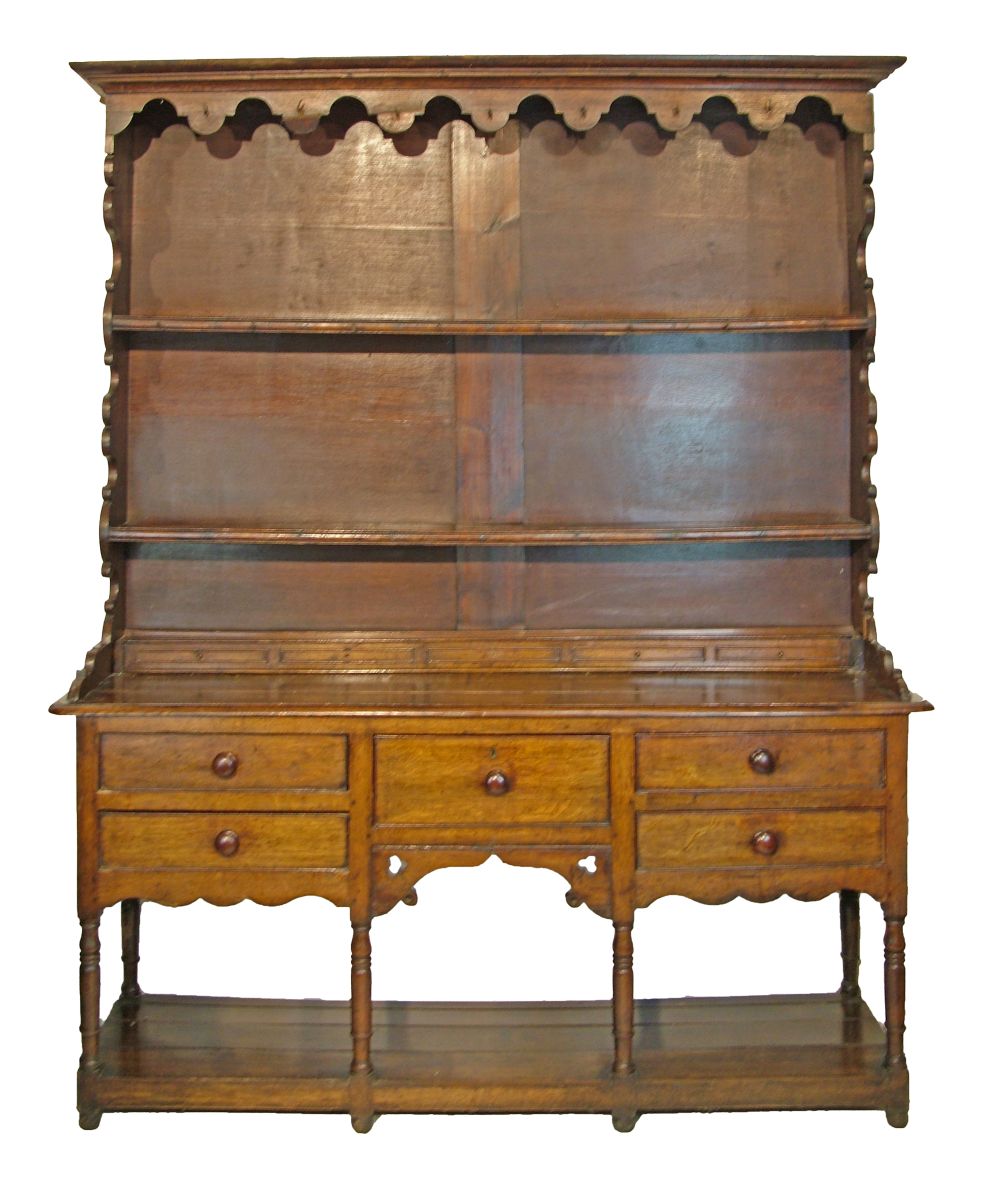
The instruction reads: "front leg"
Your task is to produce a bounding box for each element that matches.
[78,914,102,1129]
[883,910,908,1127]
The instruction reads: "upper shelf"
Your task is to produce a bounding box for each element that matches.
[107,521,873,547]
[114,316,871,337]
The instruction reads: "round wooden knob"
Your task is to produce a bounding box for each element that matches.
[484,770,510,796]
[750,829,779,857]
[748,747,777,775]
[211,752,239,779]
[214,829,240,857]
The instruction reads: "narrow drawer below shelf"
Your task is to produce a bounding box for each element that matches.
[89,992,894,1117]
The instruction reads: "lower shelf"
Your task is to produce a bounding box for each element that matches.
[87,992,901,1121]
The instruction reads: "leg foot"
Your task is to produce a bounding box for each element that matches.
[351,1112,378,1134]
[78,1107,103,1131]
[886,1107,908,1129]
[612,1110,639,1133]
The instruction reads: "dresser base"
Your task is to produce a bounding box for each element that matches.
[81,992,906,1127]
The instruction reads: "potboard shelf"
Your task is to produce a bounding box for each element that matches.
[88,992,893,1118]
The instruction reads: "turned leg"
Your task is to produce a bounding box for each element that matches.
[839,891,861,1001]
[883,911,908,1127]
[612,921,634,1076]
[121,899,141,1024]
[350,922,373,1077]
[78,914,103,1130]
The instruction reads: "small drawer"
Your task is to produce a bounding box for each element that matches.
[100,812,348,870]
[375,735,609,825]
[100,732,347,792]
[637,809,884,870]
[637,729,885,791]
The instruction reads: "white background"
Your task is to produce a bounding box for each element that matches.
[3,1,996,1186]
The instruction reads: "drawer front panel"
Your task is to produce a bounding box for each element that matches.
[375,735,610,824]
[637,729,885,791]
[100,812,348,870]
[100,732,348,792]
[637,810,884,870]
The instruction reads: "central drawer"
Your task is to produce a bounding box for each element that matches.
[374,735,610,825]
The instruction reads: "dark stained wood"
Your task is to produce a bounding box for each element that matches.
[523,543,853,629]
[126,336,456,529]
[120,899,141,1002]
[522,333,853,526]
[114,314,874,335]
[839,890,861,1001]
[125,548,458,632]
[519,120,850,320]
[106,520,873,545]
[128,122,455,321]
[55,54,925,1132]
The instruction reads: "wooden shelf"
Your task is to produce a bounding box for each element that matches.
[113,315,871,337]
[107,520,873,546]
[90,992,891,1116]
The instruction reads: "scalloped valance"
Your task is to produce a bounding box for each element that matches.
[72,55,904,148]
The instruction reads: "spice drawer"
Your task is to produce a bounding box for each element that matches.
[637,729,886,792]
[99,731,348,792]
[99,812,348,871]
[374,734,610,825]
[637,809,885,870]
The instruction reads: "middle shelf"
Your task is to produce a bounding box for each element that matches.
[106,520,873,547]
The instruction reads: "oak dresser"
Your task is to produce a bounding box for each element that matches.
[53,55,930,1131]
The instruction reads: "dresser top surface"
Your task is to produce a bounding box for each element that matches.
[53,668,929,717]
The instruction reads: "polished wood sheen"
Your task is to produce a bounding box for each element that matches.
[374,734,610,825]
[55,54,926,1132]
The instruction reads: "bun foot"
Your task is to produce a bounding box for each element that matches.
[886,1107,908,1128]
[351,1112,378,1134]
[79,1107,103,1130]
[612,1110,639,1133]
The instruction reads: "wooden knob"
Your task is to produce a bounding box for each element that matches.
[211,752,239,779]
[748,747,777,775]
[750,829,779,857]
[484,770,510,796]
[214,829,240,857]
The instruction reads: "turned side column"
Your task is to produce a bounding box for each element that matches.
[839,890,861,1001]
[612,921,634,1076]
[120,900,141,1023]
[349,920,376,1133]
[350,922,373,1077]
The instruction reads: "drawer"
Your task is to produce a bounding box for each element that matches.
[100,732,348,792]
[636,729,885,791]
[100,812,348,870]
[375,735,609,825]
[637,809,884,870]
